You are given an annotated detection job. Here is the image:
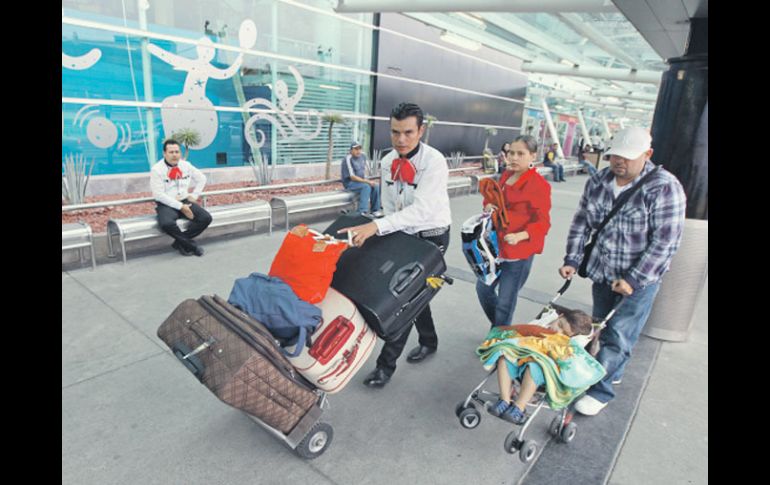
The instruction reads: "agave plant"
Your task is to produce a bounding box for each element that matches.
[447,151,465,170]
[171,128,202,159]
[248,151,275,186]
[62,153,94,205]
[367,148,384,177]
[322,112,346,179]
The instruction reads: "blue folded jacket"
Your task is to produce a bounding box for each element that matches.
[228,272,322,357]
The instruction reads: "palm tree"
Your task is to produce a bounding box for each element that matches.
[322,112,346,179]
[483,127,498,174]
[171,128,202,160]
[424,115,437,144]
[483,126,498,153]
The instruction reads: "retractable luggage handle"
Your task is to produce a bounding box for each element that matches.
[172,341,210,379]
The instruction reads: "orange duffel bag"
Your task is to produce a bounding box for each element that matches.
[269,225,349,304]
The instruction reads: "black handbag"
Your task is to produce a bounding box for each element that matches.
[577,166,661,278]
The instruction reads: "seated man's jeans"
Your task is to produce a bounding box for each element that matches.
[344,181,380,214]
[579,159,598,175]
[588,281,661,403]
[542,161,565,181]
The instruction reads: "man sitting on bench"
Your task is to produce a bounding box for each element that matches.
[341,141,382,217]
[150,139,212,256]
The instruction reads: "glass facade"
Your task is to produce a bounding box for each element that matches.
[62,0,375,175]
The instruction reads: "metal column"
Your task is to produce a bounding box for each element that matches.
[138,0,157,167]
[541,99,565,160]
[576,109,591,148]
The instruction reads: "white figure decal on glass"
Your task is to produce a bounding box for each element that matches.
[243,65,322,149]
[64,48,135,151]
[148,20,258,150]
[62,49,102,70]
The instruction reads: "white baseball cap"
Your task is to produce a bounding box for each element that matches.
[604,127,652,160]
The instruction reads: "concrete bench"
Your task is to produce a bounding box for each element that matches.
[470,173,499,193]
[447,176,473,196]
[62,222,96,270]
[270,190,357,231]
[562,162,582,175]
[107,201,272,264]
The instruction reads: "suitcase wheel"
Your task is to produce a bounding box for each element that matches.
[295,422,334,459]
[172,343,205,379]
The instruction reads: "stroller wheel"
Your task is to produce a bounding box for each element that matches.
[519,440,538,463]
[459,408,481,429]
[455,400,472,418]
[559,422,577,443]
[504,431,520,454]
[549,416,562,437]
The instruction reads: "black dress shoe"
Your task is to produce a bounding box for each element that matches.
[406,345,437,363]
[172,241,193,256]
[192,246,204,257]
[363,368,390,388]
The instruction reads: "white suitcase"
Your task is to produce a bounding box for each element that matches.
[287,288,377,393]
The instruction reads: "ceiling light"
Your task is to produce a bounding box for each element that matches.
[439,31,481,51]
[319,84,341,90]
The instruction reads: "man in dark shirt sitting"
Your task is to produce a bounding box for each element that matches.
[341,141,382,216]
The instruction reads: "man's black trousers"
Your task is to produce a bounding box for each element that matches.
[156,202,212,251]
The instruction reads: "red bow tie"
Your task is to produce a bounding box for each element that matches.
[391,157,417,185]
[168,167,183,180]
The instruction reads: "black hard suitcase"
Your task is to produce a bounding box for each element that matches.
[323,214,451,341]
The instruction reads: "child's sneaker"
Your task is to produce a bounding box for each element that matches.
[501,405,528,425]
[488,399,510,417]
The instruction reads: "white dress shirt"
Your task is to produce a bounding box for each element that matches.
[150,159,207,210]
[374,142,452,235]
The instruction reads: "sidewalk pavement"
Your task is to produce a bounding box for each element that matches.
[62,174,707,485]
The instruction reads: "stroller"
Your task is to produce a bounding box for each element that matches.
[454,279,625,463]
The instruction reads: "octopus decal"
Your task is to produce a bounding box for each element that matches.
[243,65,323,150]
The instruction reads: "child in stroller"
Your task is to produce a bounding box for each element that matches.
[482,305,595,425]
[456,279,622,463]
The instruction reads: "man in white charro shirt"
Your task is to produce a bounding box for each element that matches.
[150,139,212,256]
[338,102,452,388]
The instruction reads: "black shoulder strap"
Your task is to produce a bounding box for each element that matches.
[593,165,660,235]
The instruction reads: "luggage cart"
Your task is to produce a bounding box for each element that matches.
[244,393,333,459]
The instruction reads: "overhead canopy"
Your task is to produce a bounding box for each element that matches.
[332,0,707,125]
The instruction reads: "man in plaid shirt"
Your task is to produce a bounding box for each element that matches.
[558,126,686,416]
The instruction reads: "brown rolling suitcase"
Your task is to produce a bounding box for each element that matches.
[157,294,320,435]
